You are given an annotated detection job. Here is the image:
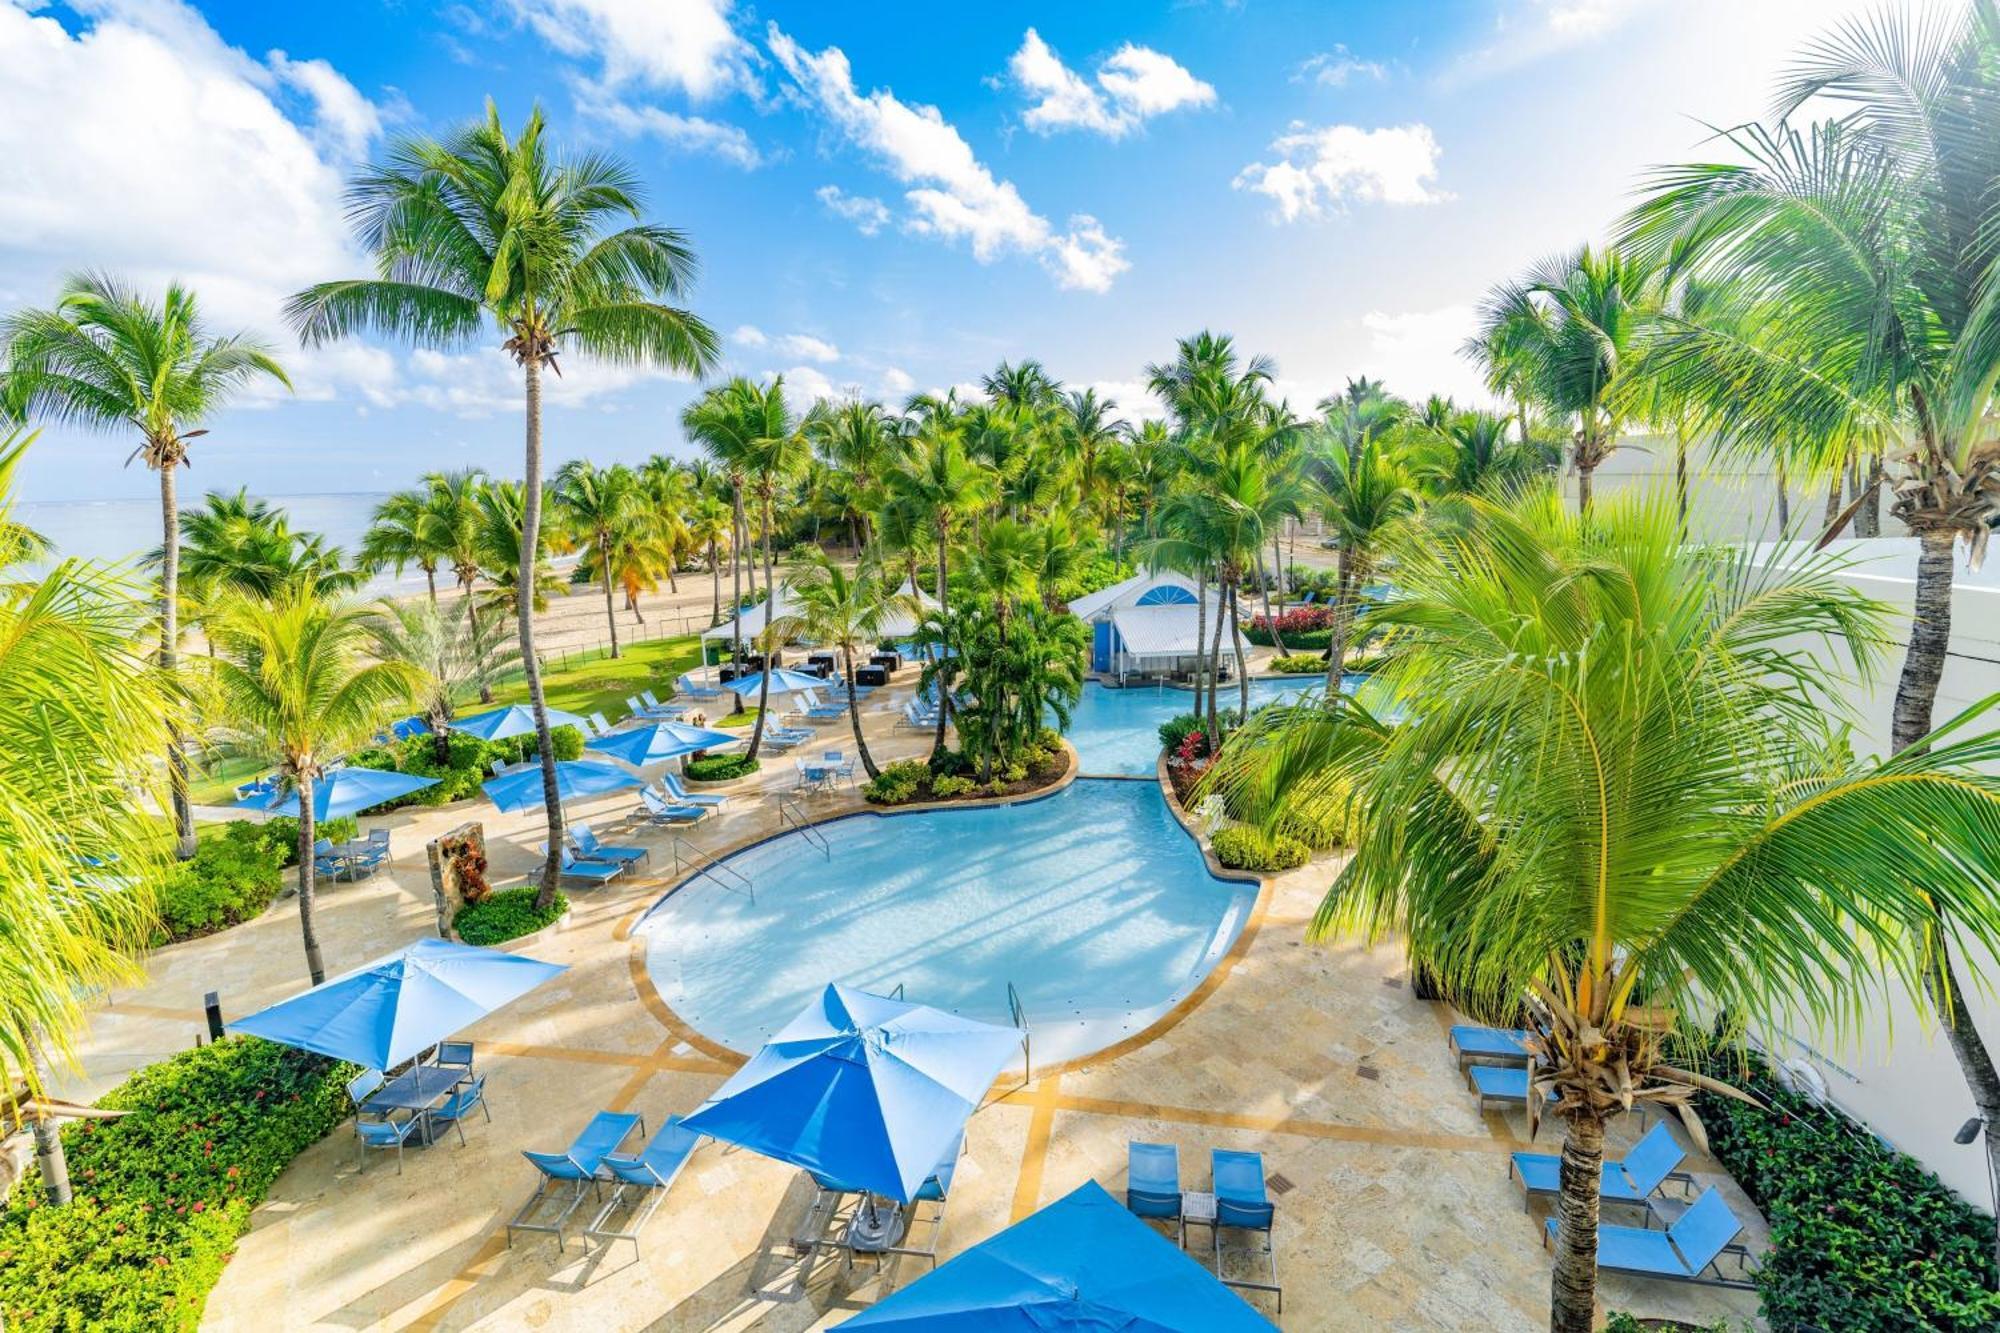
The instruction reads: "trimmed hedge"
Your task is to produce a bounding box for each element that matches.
[1695,1055,2000,1331]
[0,1038,353,1332]
[1268,655,1327,674]
[153,818,364,945]
[454,885,569,945]
[1210,826,1311,871]
[684,753,758,782]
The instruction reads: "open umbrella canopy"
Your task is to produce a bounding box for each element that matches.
[585,720,740,768]
[680,984,1023,1203]
[481,759,642,813]
[837,1180,1276,1331]
[232,768,439,821]
[726,668,831,699]
[228,937,567,1070]
[449,703,589,741]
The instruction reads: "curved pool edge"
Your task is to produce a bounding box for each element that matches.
[624,738,1272,1079]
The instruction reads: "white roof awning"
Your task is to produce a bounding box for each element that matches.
[1111,604,1209,657]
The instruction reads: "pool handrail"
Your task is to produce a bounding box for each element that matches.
[671,836,753,901]
[776,793,830,858]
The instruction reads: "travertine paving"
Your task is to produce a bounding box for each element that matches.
[61,681,1765,1331]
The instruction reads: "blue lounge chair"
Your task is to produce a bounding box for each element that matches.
[676,673,724,701]
[585,1116,702,1252]
[1212,1148,1280,1312]
[641,690,688,718]
[659,772,725,808]
[541,843,625,885]
[626,694,671,721]
[571,822,648,868]
[1126,1141,1183,1241]
[1511,1121,1692,1212]
[431,1073,490,1146]
[639,789,710,826]
[1544,1187,1755,1289]
[1469,1063,1532,1114]
[508,1110,646,1249]
[589,711,614,736]
[1450,1024,1532,1068]
[792,688,846,722]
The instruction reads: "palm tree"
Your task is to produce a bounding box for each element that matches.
[369,597,520,763]
[287,100,718,910]
[472,479,564,622]
[686,489,732,627]
[169,490,361,603]
[1617,9,2000,1212]
[774,550,913,779]
[0,430,174,1206]
[804,399,901,549]
[360,486,448,603]
[1410,408,1556,500]
[1311,425,1419,686]
[208,587,423,985]
[1202,486,2000,1331]
[552,459,645,655]
[1471,246,1653,512]
[0,274,291,860]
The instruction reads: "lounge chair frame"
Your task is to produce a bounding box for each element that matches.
[506,1112,646,1250]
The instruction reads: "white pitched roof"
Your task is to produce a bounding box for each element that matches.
[700,582,941,643]
[1111,604,1209,656]
[1066,568,1213,621]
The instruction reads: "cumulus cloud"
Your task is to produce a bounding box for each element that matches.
[1354,305,1489,404]
[1234,123,1451,221]
[266,50,381,158]
[581,97,764,168]
[1294,45,1389,88]
[1009,29,1215,139]
[731,326,838,362]
[768,24,1129,292]
[505,0,757,100]
[815,184,892,235]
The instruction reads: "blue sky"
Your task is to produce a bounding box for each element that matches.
[0,0,1923,501]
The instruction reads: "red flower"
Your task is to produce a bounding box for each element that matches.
[192,1201,206,1213]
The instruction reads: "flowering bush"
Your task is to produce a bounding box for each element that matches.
[0,1038,354,1331]
[1246,605,1334,648]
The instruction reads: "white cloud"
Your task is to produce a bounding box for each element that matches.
[398,347,694,417]
[769,24,1129,292]
[1438,0,1658,88]
[1235,123,1451,221]
[731,324,768,348]
[582,97,763,168]
[1085,379,1167,426]
[879,366,915,398]
[1353,305,1490,404]
[730,325,837,362]
[506,0,757,100]
[1009,29,1215,139]
[816,184,892,236]
[1294,46,1389,88]
[266,50,380,159]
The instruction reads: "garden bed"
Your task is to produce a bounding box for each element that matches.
[862,739,1072,807]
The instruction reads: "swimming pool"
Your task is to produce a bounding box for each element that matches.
[1065,676,1354,775]
[639,779,1259,1068]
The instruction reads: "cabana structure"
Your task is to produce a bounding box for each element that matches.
[700,584,940,665]
[1066,569,1222,680]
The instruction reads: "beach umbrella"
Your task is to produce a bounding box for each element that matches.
[228,937,567,1070]
[725,668,831,699]
[585,720,740,768]
[680,984,1024,1203]
[481,758,642,813]
[449,703,589,741]
[232,768,439,821]
[836,1180,1276,1330]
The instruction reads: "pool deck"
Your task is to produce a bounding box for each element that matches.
[57,673,1765,1330]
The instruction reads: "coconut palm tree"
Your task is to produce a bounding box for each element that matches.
[360,486,448,603]
[551,459,645,656]
[169,490,361,602]
[472,479,564,622]
[369,597,520,763]
[774,550,913,779]
[804,399,902,548]
[0,430,174,1206]
[208,587,423,985]
[1409,408,1557,501]
[1617,8,2000,1212]
[287,100,718,909]
[1311,426,1419,686]
[0,274,291,860]
[686,489,732,627]
[1201,486,2000,1332]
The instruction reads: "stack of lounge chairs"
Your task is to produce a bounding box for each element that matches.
[637,787,711,826]
[897,697,942,731]
[657,772,726,810]
[788,688,848,724]
[676,673,724,702]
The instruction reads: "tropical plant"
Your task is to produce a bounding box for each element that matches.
[471,479,563,620]
[170,490,360,604]
[551,459,645,655]
[1309,424,1417,687]
[773,550,913,779]
[288,100,718,910]
[368,596,519,761]
[1199,487,2000,1332]
[0,274,291,859]
[205,587,422,984]
[359,485,449,603]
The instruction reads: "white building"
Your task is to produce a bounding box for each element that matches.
[1065,569,1222,679]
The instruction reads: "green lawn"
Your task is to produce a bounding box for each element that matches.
[714,706,761,729]
[483,633,705,723]
[186,752,270,808]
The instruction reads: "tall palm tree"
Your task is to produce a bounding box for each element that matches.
[360,486,448,603]
[369,597,520,763]
[1410,408,1556,500]
[1311,426,1419,686]
[0,430,174,1206]
[209,587,422,985]
[1618,8,2000,1211]
[1202,487,2000,1332]
[637,454,695,594]
[0,274,290,860]
[774,550,913,779]
[804,399,901,549]
[472,479,564,622]
[686,489,732,627]
[552,459,645,655]
[289,102,718,907]
[169,490,361,602]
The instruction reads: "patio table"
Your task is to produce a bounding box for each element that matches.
[366,1065,465,1144]
[326,839,379,880]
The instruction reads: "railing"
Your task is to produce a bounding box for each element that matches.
[886,982,906,1001]
[672,836,752,901]
[1007,981,1033,1089]
[777,794,830,859]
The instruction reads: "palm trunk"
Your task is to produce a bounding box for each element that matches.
[1575,461,1595,515]
[1257,551,1286,655]
[1206,572,1227,742]
[931,527,950,760]
[845,640,878,779]
[519,357,565,912]
[709,537,722,626]
[1325,548,1355,691]
[1549,1111,1606,1333]
[599,532,622,658]
[424,566,438,605]
[29,1048,71,1206]
[296,776,325,986]
[730,484,747,714]
[1822,473,1844,534]
[1230,583,1249,724]
[1674,434,1690,538]
[745,487,776,761]
[1191,567,1208,718]
[159,462,195,860]
[1856,453,1883,538]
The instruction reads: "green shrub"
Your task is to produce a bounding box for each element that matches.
[1210,826,1312,871]
[454,885,569,945]
[0,1038,354,1332]
[347,726,587,812]
[152,834,285,944]
[1158,711,1206,755]
[248,815,356,867]
[1268,654,1326,674]
[684,753,758,782]
[928,774,976,798]
[1604,1317,1736,1333]
[864,760,927,805]
[926,748,974,779]
[1693,1054,2000,1331]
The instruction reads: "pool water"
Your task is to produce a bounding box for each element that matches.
[1064,676,1349,775]
[640,779,1258,1068]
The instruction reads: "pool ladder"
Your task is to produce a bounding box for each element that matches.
[672,836,753,902]
[777,794,830,860]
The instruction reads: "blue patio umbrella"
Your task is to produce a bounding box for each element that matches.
[585,720,740,768]
[680,984,1024,1203]
[228,937,567,1070]
[836,1180,1275,1330]
[232,768,439,821]
[481,758,642,813]
[449,703,590,741]
[726,668,831,698]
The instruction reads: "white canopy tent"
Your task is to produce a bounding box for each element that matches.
[1067,568,1221,678]
[699,582,941,661]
